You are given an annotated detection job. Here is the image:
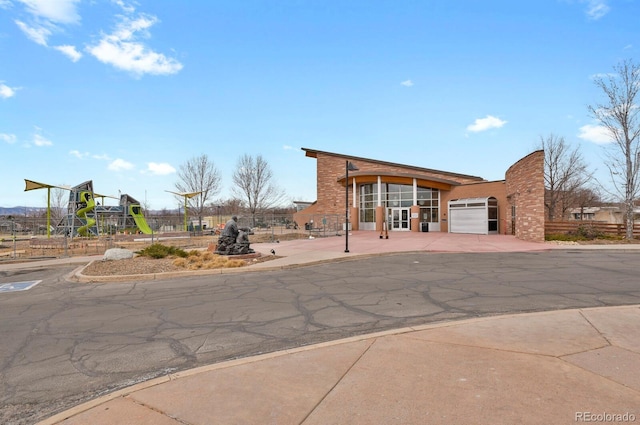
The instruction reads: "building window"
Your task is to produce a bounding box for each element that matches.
[359,183,440,223]
[573,213,595,220]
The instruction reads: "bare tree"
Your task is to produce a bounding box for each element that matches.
[232,154,286,225]
[539,134,593,221]
[40,186,69,232]
[49,187,69,225]
[589,59,640,239]
[174,154,222,231]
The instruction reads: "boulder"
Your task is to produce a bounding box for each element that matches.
[103,248,134,261]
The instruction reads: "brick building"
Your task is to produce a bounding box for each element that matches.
[293,148,545,242]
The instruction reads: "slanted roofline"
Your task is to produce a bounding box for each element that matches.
[302,147,486,182]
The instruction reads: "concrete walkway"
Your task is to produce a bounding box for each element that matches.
[27,232,640,424]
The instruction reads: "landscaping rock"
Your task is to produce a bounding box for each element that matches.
[103,248,134,261]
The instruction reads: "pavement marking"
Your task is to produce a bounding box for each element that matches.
[0,280,42,293]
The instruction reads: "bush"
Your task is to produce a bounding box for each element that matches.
[573,224,604,240]
[545,227,625,242]
[545,233,583,242]
[137,243,188,259]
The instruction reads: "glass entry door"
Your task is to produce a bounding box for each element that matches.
[389,207,410,231]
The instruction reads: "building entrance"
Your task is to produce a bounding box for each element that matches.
[389,207,410,231]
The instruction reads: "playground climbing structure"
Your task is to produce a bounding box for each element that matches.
[55,181,153,238]
[112,193,153,235]
[57,181,99,237]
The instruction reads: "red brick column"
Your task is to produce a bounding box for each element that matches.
[505,150,545,242]
[410,205,420,232]
[376,206,385,232]
[350,206,359,231]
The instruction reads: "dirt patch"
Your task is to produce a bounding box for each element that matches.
[81,253,283,276]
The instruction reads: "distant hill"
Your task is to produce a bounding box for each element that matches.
[0,206,178,216]
[0,206,47,216]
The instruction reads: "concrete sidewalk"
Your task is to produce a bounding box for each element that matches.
[40,306,640,425]
[248,231,640,270]
[24,232,640,424]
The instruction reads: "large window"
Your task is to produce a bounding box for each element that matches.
[359,183,440,223]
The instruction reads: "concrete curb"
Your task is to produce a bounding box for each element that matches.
[37,304,640,425]
[72,252,400,283]
[70,244,639,283]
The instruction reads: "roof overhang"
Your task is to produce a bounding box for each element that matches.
[303,147,485,182]
[338,171,458,191]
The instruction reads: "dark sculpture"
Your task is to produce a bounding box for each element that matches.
[215,216,255,255]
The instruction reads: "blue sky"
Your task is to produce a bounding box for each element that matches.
[0,0,636,209]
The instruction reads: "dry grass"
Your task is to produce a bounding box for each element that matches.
[172,250,246,270]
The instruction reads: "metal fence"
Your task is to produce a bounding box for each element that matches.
[287,213,347,237]
[0,213,347,260]
[233,213,347,238]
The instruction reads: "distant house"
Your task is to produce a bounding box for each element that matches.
[0,220,23,234]
[568,205,640,224]
[293,201,314,212]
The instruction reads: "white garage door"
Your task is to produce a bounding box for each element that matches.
[449,206,487,234]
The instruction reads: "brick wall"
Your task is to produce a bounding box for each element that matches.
[294,149,546,242]
[311,152,484,216]
[315,153,349,216]
[505,150,545,242]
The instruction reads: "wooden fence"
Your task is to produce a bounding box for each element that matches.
[545,221,640,238]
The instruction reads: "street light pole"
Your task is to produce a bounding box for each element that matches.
[345,160,358,253]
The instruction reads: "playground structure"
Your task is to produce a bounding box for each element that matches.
[53,180,154,238]
[25,178,204,239]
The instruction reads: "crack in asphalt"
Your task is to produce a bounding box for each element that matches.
[1,251,640,424]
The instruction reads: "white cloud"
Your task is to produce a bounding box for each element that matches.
[69,149,89,159]
[108,158,135,171]
[400,79,414,87]
[86,15,183,76]
[466,115,507,133]
[14,0,181,76]
[71,150,114,160]
[54,44,82,62]
[1,133,17,144]
[14,0,80,46]
[15,20,51,45]
[0,83,17,98]
[0,0,12,10]
[111,0,135,13]
[578,124,612,144]
[146,162,176,175]
[282,145,294,150]
[584,0,610,20]
[17,0,81,24]
[33,134,52,146]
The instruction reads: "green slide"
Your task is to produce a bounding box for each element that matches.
[77,191,96,236]
[129,205,153,234]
